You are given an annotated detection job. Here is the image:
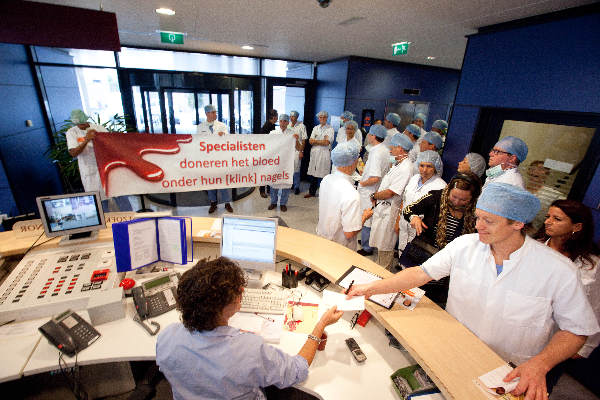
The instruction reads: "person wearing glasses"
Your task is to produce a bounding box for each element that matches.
[484,136,528,190]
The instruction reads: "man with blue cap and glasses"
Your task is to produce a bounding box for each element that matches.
[348,182,599,399]
[364,134,415,270]
[357,124,391,256]
[383,112,401,147]
[197,105,233,213]
[289,111,307,195]
[317,141,370,250]
[484,136,528,190]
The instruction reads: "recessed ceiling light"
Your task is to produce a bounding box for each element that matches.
[241,45,254,50]
[156,8,175,16]
[427,56,436,60]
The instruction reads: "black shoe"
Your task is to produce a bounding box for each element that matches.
[357,249,374,256]
[280,205,287,212]
[224,203,233,213]
[294,188,300,195]
[208,202,217,214]
[260,191,268,198]
[268,203,277,210]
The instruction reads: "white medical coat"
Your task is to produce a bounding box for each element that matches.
[290,123,308,173]
[575,255,600,357]
[370,158,414,251]
[397,174,446,251]
[358,143,390,228]
[269,127,295,189]
[483,167,525,190]
[317,170,362,250]
[196,120,229,136]
[336,127,361,148]
[383,127,399,148]
[422,234,599,365]
[307,124,334,178]
[65,123,108,197]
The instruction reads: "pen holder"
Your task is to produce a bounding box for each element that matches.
[282,270,298,288]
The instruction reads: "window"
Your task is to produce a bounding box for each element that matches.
[34,47,116,67]
[262,59,313,79]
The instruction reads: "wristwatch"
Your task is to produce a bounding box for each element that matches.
[370,193,376,201]
[308,334,322,344]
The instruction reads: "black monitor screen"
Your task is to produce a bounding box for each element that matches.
[41,194,102,233]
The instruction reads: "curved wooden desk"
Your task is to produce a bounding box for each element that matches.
[0,217,505,399]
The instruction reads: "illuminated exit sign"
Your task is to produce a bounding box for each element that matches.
[160,31,184,44]
[392,42,410,56]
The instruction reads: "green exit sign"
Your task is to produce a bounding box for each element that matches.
[392,42,410,56]
[160,31,184,44]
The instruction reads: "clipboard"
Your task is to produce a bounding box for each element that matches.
[336,265,398,309]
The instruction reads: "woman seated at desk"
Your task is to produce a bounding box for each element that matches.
[156,257,343,400]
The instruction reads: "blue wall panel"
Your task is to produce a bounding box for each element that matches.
[441,105,480,181]
[0,44,34,86]
[314,59,348,124]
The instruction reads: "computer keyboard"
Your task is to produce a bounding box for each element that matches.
[240,288,288,314]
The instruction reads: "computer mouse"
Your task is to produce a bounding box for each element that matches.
[292,305,303,321]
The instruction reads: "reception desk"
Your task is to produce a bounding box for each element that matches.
[0,217,505,399]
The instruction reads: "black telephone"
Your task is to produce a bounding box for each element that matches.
[132,272,180,319]
[38,309,101,357]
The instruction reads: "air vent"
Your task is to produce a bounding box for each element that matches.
[403,88,421,96]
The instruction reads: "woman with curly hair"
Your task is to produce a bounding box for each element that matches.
[400,172,481,305]
[156,257,343,400]
[535,199,600,396]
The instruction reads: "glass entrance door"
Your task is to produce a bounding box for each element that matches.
[266,79,307,126]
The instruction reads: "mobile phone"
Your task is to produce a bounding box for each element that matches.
[345,338,367,362]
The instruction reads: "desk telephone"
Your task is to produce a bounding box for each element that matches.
[132,272,180,319]
[38,309,101,357]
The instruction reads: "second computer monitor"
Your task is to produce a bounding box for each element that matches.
[220,215,278,272]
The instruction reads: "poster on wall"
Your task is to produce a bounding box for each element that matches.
[361,109,375,132]
[92,132,294,197]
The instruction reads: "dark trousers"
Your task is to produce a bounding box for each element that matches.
[309,176,322,196]
[563,346,600,396]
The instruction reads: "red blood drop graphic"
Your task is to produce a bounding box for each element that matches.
[94,132,192,196]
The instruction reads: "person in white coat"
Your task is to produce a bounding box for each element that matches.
[396,151,446,255]
[317,141,370,250]
[66,109,132,211]
[431,119,448,147]
[305,111,334,198]
[336,111,362,148]
[418,131,444,176]
[268,114,294,212]
[357,124,391,256]
[383,112,401,147]
[289,111,307,195]
[404,124,423,165]
[483,136,527,190]
[413,112,428,137]
[349,183,599,400]
[197,105,233,213]
[365,134,415,270]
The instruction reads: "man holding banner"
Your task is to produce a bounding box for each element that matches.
[268,114,295,211]
[196,104,233,213]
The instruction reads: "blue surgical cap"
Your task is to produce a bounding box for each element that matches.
[405,124,421,138]
[422,131,443,149]
[465,153,486,178]
[477,182,540,223]
[279,114,290,122]
[331,141,360,167]
[290,110,299,117]
[385,113,401,127]
[417,150,442,174]
[495,136,528,163]
[342,111,354,120]
[369,124,387,139]
[317,110,329,118]
[204,104,216,113]
[414,112,427,123]
[432,120,448,131]
[390,134,414,151]
[70,109,88,124]
[345,120,358,130]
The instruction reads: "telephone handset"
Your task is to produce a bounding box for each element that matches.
[38,309,101,357]
[132,272,180,319]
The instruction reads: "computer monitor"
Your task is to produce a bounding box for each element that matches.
[220,215,278,276]
[36,191,106,245]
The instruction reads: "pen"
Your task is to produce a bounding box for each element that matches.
[0,319,15,327]
[346,280,355,294]
[255,313,274,322]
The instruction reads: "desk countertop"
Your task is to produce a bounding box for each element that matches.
[0,216,505,399]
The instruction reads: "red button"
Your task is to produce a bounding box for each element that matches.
[54,289,60,292]
[59,280,65,283]
[48,278,54,280]
[56,284,62,288]
[58,344,63,349]
[68,286,74,290]
[40,290,47,294]
[43,286,49,290]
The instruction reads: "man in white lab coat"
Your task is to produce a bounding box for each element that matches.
[483,136,528,190]
[197,104,233,213]
[317,141,369,250]
[383,112,401,147]
[357,124,391,256]
[366,134,415,270]
[305,111,334,198]
[348,182,599,400]
[268,114,295,212]
[404,124,422,165]
[289,110,307,195]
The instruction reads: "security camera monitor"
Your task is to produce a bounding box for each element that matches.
[36,192,105,245]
